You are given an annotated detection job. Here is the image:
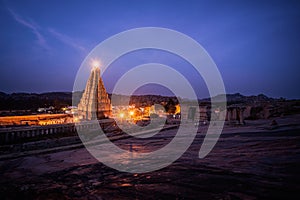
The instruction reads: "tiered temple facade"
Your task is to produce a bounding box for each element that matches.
[77,67,112,120]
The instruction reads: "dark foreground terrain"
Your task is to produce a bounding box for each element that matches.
[0,116,300,199]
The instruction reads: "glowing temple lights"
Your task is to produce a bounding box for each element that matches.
[129,111,134,116]
[91,59,101,69]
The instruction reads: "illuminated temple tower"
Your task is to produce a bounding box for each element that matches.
[77,65,112,120]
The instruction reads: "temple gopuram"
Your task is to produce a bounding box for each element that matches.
[77,65,112,120]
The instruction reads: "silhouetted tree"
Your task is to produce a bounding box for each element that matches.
[164,99,176,114]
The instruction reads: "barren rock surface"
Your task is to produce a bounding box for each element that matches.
[1,115,300,199]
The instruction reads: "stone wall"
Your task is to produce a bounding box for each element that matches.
[0,119,115,144]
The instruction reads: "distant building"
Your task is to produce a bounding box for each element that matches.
[63,106,78,114]
[37,106,55,113]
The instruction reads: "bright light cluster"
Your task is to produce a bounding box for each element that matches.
[91,59,101,69]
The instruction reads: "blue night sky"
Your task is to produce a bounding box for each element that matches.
[0,0,300,99]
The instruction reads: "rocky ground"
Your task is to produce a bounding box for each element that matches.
[0,115,300,199]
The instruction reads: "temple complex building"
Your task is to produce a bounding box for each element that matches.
[0,114,73,127]
[77,66,112,120]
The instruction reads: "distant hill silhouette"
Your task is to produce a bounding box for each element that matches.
[200,93,280,105]
[0,92,74,111]
[0,91,285,111]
